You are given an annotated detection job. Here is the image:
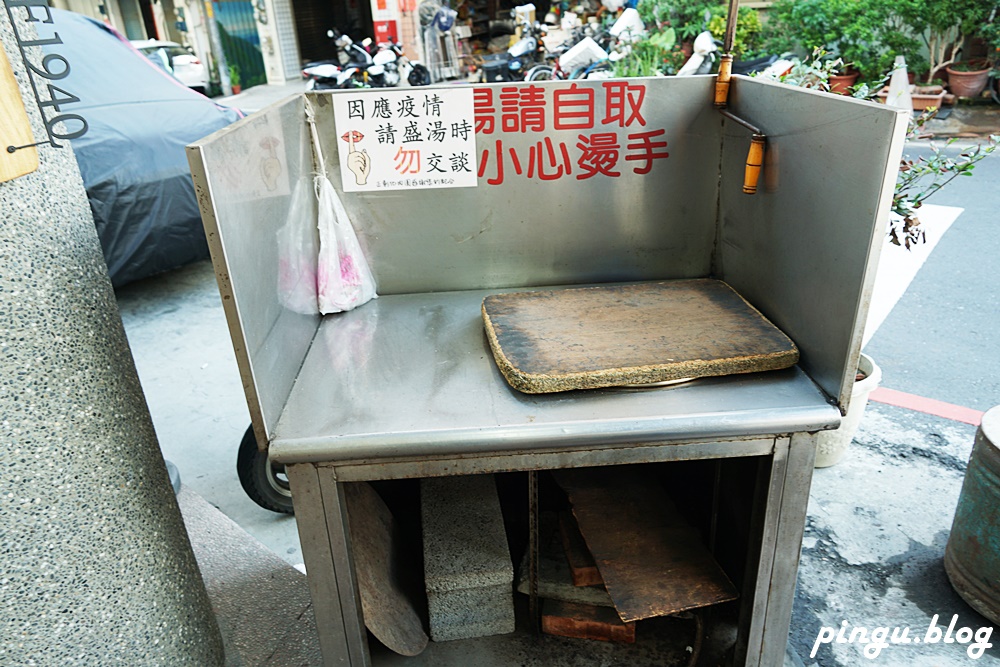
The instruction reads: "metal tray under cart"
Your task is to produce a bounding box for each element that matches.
[187,75,908,666]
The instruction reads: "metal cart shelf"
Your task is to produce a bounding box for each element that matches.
[188,75,908,666]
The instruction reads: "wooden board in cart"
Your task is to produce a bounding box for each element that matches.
[482,278,799,394]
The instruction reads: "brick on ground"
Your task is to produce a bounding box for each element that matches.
[542,599,636,644]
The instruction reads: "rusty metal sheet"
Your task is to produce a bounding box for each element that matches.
[482,279,799,394]
[553,467,738,623]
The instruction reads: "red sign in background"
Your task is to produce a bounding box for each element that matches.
[373,20,398,43]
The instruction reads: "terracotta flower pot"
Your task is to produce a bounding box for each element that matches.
[946,65,990,98]
[829,70,860,95]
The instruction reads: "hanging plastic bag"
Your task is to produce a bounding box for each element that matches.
[315,175,377,313]
[276,179,320,315]
[305,98,377,314]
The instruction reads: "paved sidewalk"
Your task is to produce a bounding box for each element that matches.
[925,104,1000,138]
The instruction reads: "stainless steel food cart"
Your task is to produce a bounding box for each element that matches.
[187,75,908,666]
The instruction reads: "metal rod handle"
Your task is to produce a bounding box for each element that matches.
[715,55,734,108]
[723,0,741,54]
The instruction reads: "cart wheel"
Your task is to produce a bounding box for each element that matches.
[236,425,295,514]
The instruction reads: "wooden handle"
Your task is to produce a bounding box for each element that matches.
[743,134,765,195]
[714,55,734,108]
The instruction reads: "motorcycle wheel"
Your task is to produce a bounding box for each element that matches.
[575,62,611,80]
[236,425,295,514]
[526,65,556,81]
[408,63,432,86]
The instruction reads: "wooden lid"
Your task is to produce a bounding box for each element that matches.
[482,279,798,394]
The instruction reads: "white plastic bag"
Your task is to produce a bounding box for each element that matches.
[305,97,377,314]
[315,175,377,313]
[276,180,320,315]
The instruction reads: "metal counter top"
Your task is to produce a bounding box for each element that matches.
[271,286,841,465]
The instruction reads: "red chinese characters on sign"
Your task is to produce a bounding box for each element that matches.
[473,88,495,135]
[625,130,668,175]
[474,81,665,185]
[553,84,595,130]
[602,81,646,127]
[576,132,620,179]
[500,85,546,132]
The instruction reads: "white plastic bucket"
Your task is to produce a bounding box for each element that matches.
[814,353,882,467]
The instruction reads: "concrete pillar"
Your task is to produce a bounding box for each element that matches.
[0,13,224,666]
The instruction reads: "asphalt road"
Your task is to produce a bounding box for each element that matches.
[864,146,1000,412]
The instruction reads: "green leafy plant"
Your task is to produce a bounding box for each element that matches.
[763,0,923,83]
[637,0,675,31]
[894,0,995,83]
[892,114,999,248]
[707,6,763,59]
[228,64,241,88]
[760,48,848,92]
[867,3,926,82]
[637,0,713,42]
[949,60,990,72]
[612,15,679,78]
[612,39,669,77]
[983,10,1000,66]
[658,42,690,75]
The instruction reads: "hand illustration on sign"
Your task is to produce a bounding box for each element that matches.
[342,130,370,186]
[259,136,282,191]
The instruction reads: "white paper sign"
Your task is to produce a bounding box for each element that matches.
[332,88,478,192]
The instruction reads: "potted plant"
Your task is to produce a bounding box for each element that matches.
[764,0,894,90]
[895,0,994,83]
[867,0,927,85]
[945,60,992,98]
[228,64,242,94]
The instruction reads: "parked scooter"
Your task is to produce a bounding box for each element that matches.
[328,30,390,88]
[300,29,369,89]
[302,61,347,90]
[303,29,431,89]
[480,14,544,82]
[373,37,431,87]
